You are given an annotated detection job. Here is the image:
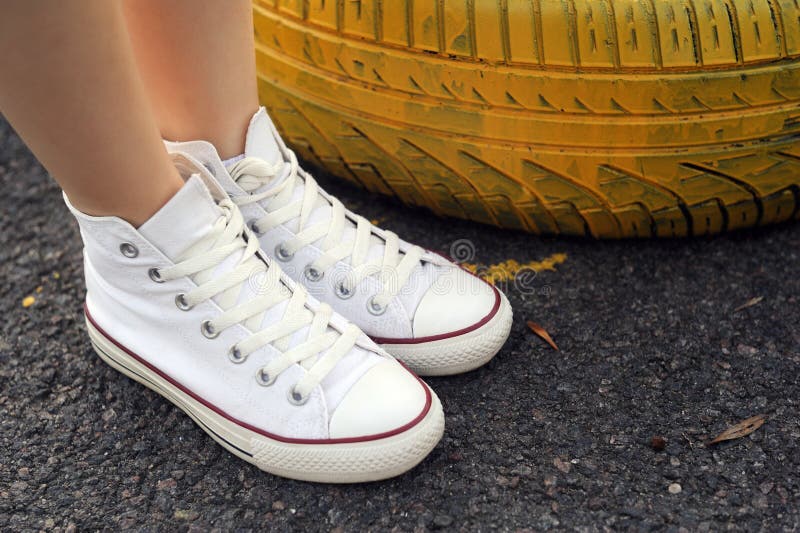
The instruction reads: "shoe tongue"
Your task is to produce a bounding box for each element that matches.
[244,107,282,166]
[138,175,221,261]
[239,108,402,270]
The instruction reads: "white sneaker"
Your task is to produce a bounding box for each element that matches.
[65,154,443,483]
[165,108,513,376]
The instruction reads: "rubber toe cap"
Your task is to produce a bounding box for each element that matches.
[412,267,497,338]
[328,360,429,439]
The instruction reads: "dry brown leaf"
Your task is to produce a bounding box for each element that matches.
[733,296,763,312]
[708,414,766,445]
[650,436,666,451]
[527,320,559,351]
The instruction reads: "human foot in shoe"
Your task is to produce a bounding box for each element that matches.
[165,108,513,376]
[65,154,443,482]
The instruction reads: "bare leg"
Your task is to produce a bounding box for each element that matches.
[0,0,183,226]
[123,0,259,159]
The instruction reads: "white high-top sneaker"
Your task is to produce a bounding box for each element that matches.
[165,108,513,376]
[66,153,444,483]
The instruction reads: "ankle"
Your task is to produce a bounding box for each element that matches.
[67,162,184,227]
[131,166,184,227]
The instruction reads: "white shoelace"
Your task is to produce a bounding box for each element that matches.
[154,198,361,403]
[228,151,424,312]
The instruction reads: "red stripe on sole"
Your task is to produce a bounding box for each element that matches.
[84,304,432,445]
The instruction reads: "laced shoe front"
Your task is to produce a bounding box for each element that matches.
[66,154,444,483]
[166,108,513,376]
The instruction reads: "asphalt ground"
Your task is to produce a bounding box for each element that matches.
[1,116,799,531]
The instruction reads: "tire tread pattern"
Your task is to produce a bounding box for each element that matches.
[255,0,800,237]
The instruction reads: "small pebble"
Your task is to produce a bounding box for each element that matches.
[174,509,198,521]
[156,478,177,490]
[668,483,682,494]
[433,514,453,528]
[553,457,571,473]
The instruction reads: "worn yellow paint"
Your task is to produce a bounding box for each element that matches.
[253,0,800,238]
[22,296,35,308]
[462,253,567,285]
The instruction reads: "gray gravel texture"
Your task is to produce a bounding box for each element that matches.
[1,116,799,531]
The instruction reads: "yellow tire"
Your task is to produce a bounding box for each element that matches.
[253,0,800,237]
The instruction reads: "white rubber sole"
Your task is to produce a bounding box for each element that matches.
[86,316,444,483]
[380,292,513,376]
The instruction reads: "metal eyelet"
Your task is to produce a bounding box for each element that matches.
[255,368,274,386]
[304,265,323,282]
[275,243,293,262]
[201,320,219,339]
[367,296,387,316]
[228,345,246,364]
[174,293,193,311]
[148,268,164,283]
[248,220,263,236]
[287,386,309,406]
[119,243,138,258]
[335,281,353,299]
